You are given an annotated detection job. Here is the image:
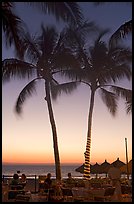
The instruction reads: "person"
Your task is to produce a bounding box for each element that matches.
[20,173,27,188]
[44,173,54,201]
[66,173,76,187]
[9,173,24,190]
[44,173,52,189]
[108,164,122,202]
[10,173,20,185]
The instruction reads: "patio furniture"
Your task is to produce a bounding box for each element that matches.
[61,187,73,201]
[93,187,115,202]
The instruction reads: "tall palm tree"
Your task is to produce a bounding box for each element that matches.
[2,25,79,180]
[2,2,83,58]
[54,28,132,179]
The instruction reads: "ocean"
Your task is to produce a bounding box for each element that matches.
[2,164,129,180]
[2,164,98,179]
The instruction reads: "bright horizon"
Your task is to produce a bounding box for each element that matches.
[2,3,132,165]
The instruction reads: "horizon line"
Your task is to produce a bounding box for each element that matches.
[2,162,83,165]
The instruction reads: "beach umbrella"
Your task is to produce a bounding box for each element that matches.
[120,159,132,174]
[75,164,84,173]
[75,163,93,174]
[110,157,125,168]
[99,159,111,176]
[90,162,101,174]
[90,162,101,178]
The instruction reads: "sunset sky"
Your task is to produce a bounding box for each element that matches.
[2,2,132,165]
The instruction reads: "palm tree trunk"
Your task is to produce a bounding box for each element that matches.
[45,80,61,180]
[84,89,95,179]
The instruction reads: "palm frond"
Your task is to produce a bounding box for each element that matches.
[95,29,110,44]
[56,68,86,82]
[99,88,118,116]
[108,46,132,64]
[106,64,131,83]
[109,20,132,48]
[63,20,97,52]
[53,48,80,71]
[15,78,40,114]
[50,81,80,100]
[2,58,36,82]
[22,32,41,63]
[126,99,132,114]
[110,86,132,114]
[110,86,132,100]
[2,2,27,59]
[37,24,58,58]
[27,2,83,25]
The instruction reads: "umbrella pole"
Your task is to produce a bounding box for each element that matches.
[125,138,129,180]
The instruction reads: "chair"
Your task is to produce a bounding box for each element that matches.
[61,188,73,202]
[121,185,132,194]
[91,182,102,189]
[94,187,115,202]
[15,194,31,202]
[72,187,89,202]
[8,189,25,200]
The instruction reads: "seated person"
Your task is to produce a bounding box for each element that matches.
[10,173,23,190]
[66,173,76,187]
[20,174,27,188]
[44,173,54,201]
[10,173,20,185]
[44,173,52,189]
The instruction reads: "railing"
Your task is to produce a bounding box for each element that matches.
[2,175,38,193]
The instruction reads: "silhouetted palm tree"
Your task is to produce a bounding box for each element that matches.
[2,2,83,58]
[54,28,132,179]
[2,25,79,180]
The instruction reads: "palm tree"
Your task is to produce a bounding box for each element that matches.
[54,28,132,179]
[2,25,79,180]
[2,2,83,58]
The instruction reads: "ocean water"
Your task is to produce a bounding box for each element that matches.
[2,164,97,179]
[2,164,129,180]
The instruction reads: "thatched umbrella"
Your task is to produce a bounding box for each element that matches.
[99,159,111,177]
[120,159,132,174]
[75,163,93,174]
[91,162,101,178]
[111,157,125,168]
[75,162,101,178]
